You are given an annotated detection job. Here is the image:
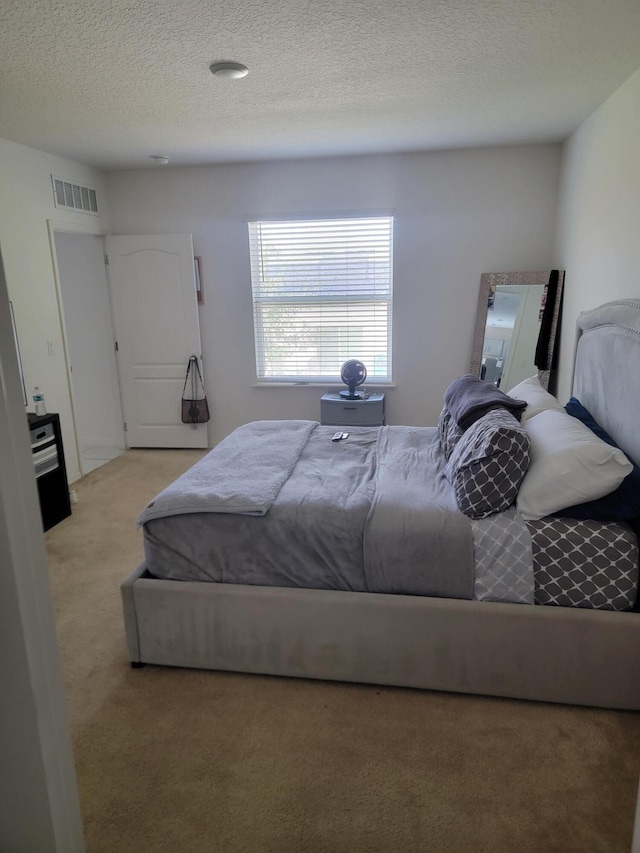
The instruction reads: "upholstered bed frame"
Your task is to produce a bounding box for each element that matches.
[121,300,640,710]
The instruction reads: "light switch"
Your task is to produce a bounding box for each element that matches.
[47,340,55,356]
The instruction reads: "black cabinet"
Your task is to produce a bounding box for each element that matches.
[28,413,72,531]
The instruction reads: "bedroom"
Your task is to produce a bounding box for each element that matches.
[2,1,640,851]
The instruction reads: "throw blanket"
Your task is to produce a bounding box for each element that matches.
[137,420,317,524]
[445,373,527,429]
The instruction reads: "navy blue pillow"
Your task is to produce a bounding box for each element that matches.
[554,398,640,521]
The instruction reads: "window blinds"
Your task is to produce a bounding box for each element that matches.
[248,217,393,383]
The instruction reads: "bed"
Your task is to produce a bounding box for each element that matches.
[121,299,640,709]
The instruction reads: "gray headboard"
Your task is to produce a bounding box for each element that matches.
[573,299,640,465]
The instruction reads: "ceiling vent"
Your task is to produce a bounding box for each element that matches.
[51,175,99,215]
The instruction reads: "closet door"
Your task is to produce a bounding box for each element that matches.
[106,234,207,448]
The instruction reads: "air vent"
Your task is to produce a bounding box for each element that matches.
[51,175,99,215]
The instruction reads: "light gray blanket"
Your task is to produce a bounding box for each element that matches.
[143,425,380,591]
[138,419,317,524]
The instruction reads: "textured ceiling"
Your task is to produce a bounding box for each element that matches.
[1,0,640,170]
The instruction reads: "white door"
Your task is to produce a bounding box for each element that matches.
[55,232,125,472]
[106,234,207,448]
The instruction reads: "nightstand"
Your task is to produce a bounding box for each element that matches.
[320,392,385,426]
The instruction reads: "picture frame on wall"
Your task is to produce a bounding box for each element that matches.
[9,301,27,405]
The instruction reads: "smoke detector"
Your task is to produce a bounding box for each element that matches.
[150,155,169,165]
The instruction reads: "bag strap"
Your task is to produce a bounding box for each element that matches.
[181,356,206,398]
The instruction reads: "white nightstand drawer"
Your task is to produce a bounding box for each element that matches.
[320,393,385,426]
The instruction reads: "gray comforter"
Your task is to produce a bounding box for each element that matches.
[142,423,479,598]
[141,421,640,611]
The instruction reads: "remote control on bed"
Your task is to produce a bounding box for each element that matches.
[331,431,349,441]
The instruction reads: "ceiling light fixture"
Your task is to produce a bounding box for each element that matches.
[149,155,169,165]
[209,61,249,80]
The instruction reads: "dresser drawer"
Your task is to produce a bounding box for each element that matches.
[320,393,385,426]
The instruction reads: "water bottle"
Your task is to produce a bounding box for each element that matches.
[33,387,47,416]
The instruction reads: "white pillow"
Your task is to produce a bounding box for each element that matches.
[507,375,564,423]
[516,408,633,521]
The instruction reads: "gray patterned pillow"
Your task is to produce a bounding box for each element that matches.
[437,406,464,460]
[444,409,530,518]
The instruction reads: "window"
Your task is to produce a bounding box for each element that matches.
[248,217,393,383]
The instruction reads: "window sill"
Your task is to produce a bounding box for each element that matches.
[252,382,396,389]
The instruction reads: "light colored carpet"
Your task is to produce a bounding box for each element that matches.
[45,449,640,853]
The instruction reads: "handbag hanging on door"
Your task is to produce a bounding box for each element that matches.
[181,356,210,424]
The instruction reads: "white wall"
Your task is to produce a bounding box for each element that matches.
[0,250,85,852]
[554,67,640,402]
[108,145,561,443]
[0,138,110,482]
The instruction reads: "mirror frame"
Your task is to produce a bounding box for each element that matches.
[470,270,565,391]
